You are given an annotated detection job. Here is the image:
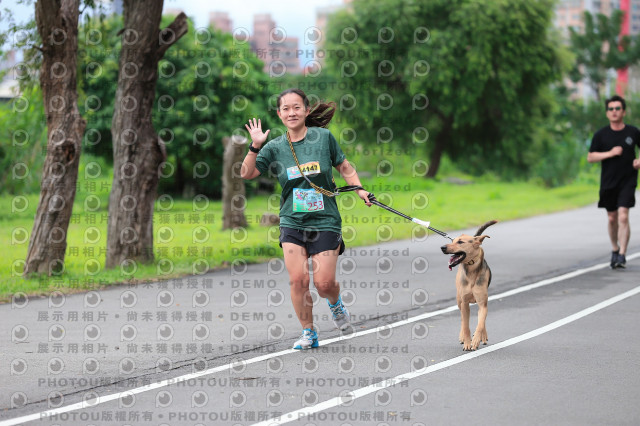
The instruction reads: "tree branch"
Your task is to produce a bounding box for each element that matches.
[156,12,188,59]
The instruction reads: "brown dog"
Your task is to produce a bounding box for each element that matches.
[441,220,497,351]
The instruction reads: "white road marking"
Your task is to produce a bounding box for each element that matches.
[1,254,637,426]
[254,285,640,425]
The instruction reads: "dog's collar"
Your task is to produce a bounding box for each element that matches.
[465,259,475,266]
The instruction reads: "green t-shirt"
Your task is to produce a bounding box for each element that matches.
[255,127,347,234]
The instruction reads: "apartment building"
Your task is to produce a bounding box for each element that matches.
[555,0,640,97]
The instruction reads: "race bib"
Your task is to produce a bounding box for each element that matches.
[293,188,324,212]
[287,161,320,180]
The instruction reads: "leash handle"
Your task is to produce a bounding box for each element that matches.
[336,185,366,193]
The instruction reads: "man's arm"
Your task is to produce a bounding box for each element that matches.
[587,146,623,163]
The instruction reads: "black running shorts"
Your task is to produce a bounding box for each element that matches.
[598,177,637,211]
[279,227,345,257]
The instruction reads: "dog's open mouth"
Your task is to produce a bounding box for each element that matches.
[448,252,466,270]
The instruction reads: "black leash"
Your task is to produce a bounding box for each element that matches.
[337,185,453,241]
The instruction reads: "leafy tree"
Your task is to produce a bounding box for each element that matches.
[569,10,640,99]
[77,13,121,162]
[152,19,275,198]
[324,0,570,179]
[77,15,275,198]
[0,86,47,194]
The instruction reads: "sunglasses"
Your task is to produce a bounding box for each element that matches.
[607,106,622,111]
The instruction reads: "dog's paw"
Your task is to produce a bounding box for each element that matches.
[462,340,473,351]
[471,330,488,350]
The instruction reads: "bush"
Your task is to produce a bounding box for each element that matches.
[0,85,46,194]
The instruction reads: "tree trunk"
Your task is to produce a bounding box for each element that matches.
[105,3,187,269]
[426,118,452,178]
[24,0,86,276]
[222,135,248,229]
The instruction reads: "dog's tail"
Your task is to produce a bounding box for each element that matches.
[475,220,498,236]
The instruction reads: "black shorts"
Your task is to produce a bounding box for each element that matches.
[598,178,637,212]
[279,227,345,257]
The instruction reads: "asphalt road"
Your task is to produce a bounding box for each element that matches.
[1,201,639,425]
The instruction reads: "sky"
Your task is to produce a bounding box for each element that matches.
[173,0,345,41]
[2,0,347,66]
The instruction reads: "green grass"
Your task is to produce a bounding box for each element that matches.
[0,153,600,302]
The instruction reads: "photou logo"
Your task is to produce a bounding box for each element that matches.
[11,392,27,409]
[10,358,27,376]
[267,289,285,307]
[47,391,64,408]
[302,389,319,406]
[338,356,355,374]
[229,390,246,408]
[375,389,393,407]
[83,358,100,375]
[192,324,210,341]
[266,389,284,407]
[266,357,284,374]
[119,392,136,409]
[230,290,248,308]
[302,356,319,374]
[231,323,248,341]
[411,322,429,339]
[375,355,392,373]
[155,390,172,408]
[230,358,247,374]
[119,358,136,375]
[191,390,208,408]
[376,289,394,306]
[411,388,428,407]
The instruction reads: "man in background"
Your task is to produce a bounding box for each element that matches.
[588,95,640,268]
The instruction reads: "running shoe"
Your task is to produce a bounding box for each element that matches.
[611,251,620,269]
[615,253,626,269]
[328,296,351,331]
[292,328,318,350]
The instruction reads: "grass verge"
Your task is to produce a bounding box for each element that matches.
[0,155,600,302]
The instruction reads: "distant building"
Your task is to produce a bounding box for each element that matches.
[209,11,232,33]
[556,0,640,35]
[554,0,640,98]
[0,50,20,101]
[250,13,301,75]
[554,0,630,35]
[165,9,305,75]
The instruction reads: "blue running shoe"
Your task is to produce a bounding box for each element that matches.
[328,296,351,331]
[293,328,318,350]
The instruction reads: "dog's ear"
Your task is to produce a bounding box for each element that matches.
[474,235,490,246]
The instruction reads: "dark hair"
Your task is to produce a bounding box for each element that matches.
[605,94,626,111]
[277,88,336,128]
